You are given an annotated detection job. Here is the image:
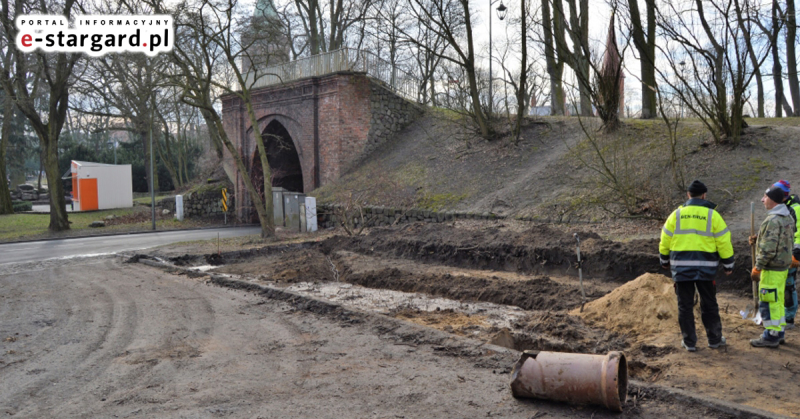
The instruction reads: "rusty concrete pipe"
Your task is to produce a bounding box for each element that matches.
[510,350,627,412]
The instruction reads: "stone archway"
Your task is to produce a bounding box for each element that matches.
[262,120,304,193]
[248,120,304,215]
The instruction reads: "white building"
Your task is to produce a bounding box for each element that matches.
[70,161,133,211]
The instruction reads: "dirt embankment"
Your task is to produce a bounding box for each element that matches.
[322,223,656,279]
[320,222,756,293]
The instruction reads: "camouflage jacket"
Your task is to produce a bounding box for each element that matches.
[756,203,794,271]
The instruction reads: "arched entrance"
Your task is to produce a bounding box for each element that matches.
[248,120,304,221]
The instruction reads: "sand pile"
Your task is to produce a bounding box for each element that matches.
[572,273,680,337]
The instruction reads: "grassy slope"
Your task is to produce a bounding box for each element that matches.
[311,112,800,234]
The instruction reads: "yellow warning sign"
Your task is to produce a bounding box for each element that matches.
[221,188,228,212]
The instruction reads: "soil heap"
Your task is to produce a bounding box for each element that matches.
[573,273,680,338]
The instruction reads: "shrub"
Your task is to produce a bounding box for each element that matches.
[12,200,32,212]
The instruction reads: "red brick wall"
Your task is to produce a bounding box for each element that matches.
[221,72,421,221]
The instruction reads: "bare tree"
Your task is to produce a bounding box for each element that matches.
[752,0,792,116]
[293,0,375,55]
[0,0,81,231]
[168,0,289,238]
[625,0,656,118]
[656,0,764,144]
[0,87,13,214]
[554,0,592,116]
[514,0,528,141]
[539,0,566,115]
[787,0,800,115]
[403,0,492,137]
[736,0,766,117]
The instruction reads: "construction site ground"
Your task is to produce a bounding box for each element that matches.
[137,220,800,418]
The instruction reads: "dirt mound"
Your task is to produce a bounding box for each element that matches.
[344,267,601,311]
[574,273,679,337]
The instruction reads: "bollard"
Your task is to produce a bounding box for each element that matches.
[175,195,184,221]
[510,350,627,412]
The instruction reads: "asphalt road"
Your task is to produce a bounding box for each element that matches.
[0,227,262,265]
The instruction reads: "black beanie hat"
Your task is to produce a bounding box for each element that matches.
[766,186,786,204]
[687,180,708,195]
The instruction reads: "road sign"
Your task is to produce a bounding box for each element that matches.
[221,188,228,225]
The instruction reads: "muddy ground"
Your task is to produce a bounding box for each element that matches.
[145,221,797,418]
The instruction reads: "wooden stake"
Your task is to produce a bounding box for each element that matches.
[751,202,758,312]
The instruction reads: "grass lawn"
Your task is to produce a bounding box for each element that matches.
[743,117,800,127]
[0,206,220,243]
[133,195,169,205]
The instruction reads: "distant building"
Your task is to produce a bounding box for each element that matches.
[530,106,551,116]
[241,0,290,75]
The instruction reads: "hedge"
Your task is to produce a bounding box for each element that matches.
[12,200,32,212]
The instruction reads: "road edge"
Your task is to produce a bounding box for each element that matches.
[133,257,790,419]
[0,224,260,246]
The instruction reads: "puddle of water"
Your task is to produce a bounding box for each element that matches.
[282,280,527,330]
[189,265,217,272]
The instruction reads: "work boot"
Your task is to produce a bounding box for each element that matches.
[681,340,696,352]
[787,319,795,330]
[750,331,781,348]
[708,336,727,349]
[779,331,786,345]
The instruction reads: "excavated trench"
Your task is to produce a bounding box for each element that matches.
[135,222,799,418]
[155,222,755,379]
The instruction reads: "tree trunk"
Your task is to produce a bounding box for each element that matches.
[772,0,788,117]
[750,48,765,119]
[787,0,800,115]
[206,111,273,238]
[43,132,69,231]
[542,0,564,115]
[514,0,527,141]
[242,91,276,238]
[737,0,765,117]
[566,0,591,116]
[0,94,13,214]
[156,114,181,188]
[462,0,490,137]
[628,0,656,118]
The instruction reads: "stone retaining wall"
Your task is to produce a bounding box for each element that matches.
[316,204,502,229]
[160,185,235,218]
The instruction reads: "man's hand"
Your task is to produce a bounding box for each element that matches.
[792,256,800,269]
[751,267,762,282]
[749,235,758,246]
[724,269,733,276]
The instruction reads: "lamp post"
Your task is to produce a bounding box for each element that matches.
[150,89,159,231]
[106,140,117,165]
[489,0,507,117]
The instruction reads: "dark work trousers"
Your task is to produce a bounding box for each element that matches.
[675,280,723,347]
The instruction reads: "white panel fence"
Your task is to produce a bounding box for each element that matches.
[244,48,419,101]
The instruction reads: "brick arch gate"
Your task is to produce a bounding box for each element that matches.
[222,72,423,222]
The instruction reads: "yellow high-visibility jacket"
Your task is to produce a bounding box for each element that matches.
[785,195,800,261]
[659,198,734,281]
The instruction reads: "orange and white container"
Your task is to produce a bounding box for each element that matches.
[70,161,133,211]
